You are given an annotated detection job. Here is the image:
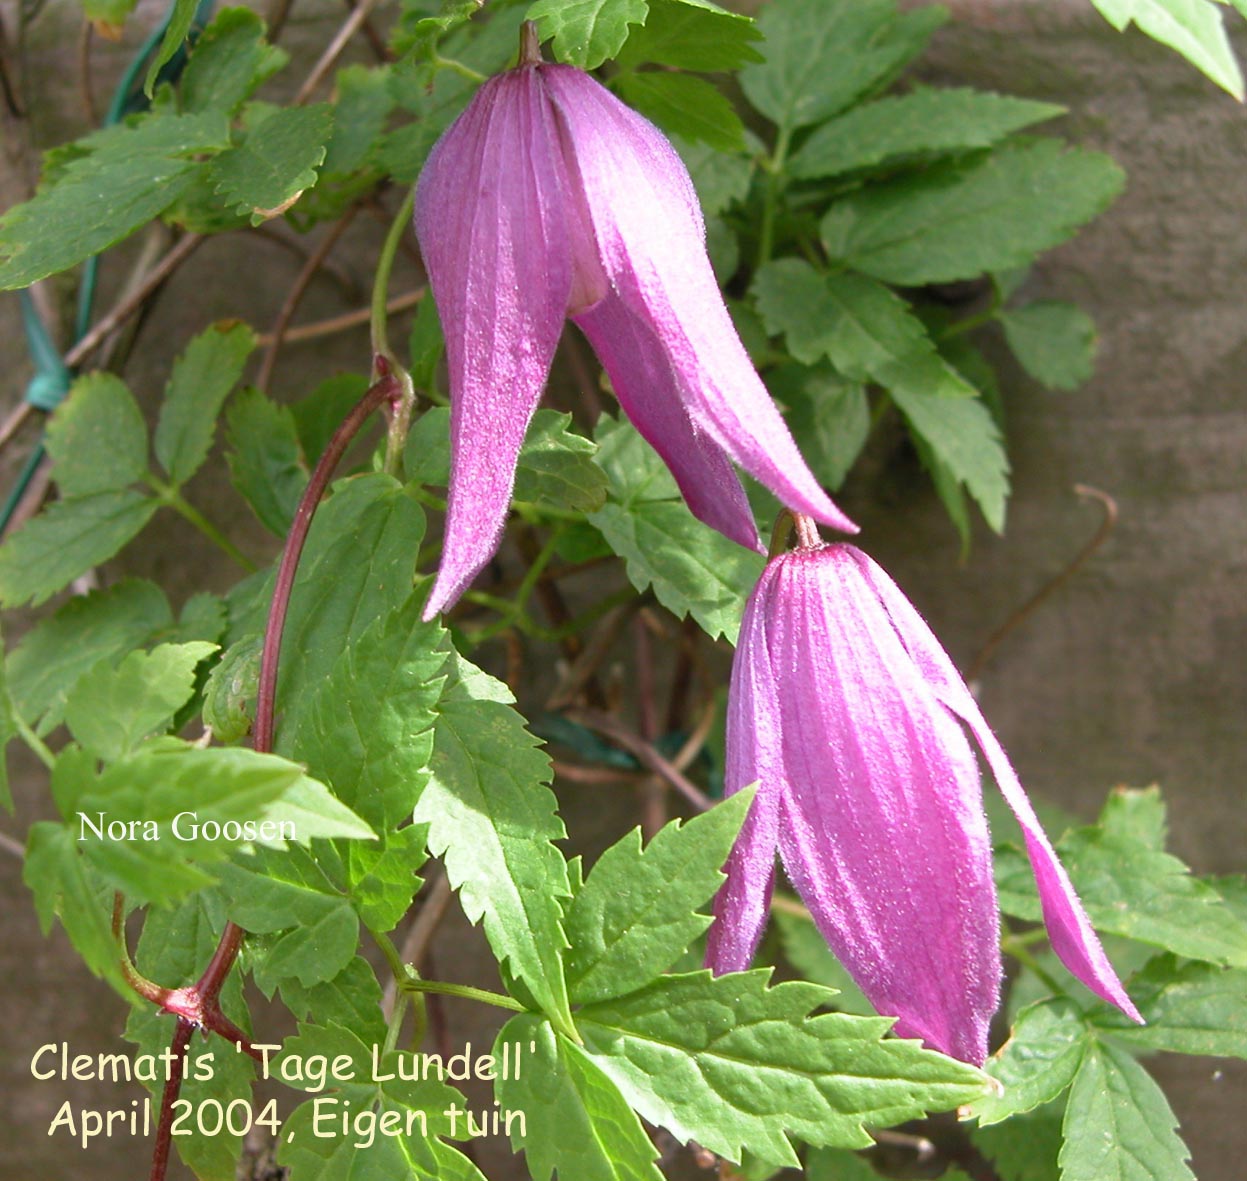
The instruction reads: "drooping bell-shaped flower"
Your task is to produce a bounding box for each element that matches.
[705,534,1142,1066]
[415,31,856,619]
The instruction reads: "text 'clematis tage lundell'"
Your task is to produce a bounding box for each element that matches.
[705,532,1143,1066]
[414,34,856,619]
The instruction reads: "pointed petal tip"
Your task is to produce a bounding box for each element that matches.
[809,501,860,536]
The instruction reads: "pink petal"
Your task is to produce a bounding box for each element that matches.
[768,547,999,1064]
[706,566,784,972]
[573,294,762,553]
[851,547,1144,1024]
[415,69,578,618]
[540,66,858,536]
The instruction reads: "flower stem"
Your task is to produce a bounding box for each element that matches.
[400,977,527,1013]
[370,190,414,365]
[253,373,398,753]
[146,375,398,1181]
[148,1019,193,1181]
[757,125,792,270]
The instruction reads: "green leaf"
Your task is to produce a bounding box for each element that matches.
[83,0,138,28]
[672,135,754,218]
[64,641,217,762]
[1060,1040,1194,1181]
[406,407,605,512]
[891,383,1010,532]
[970,998,1089,1125]
[513,411,610,513]
[496,1014,665,1181]
[202,633,262,744]
[6,579,173,732]
[277,1022,486,1181]
[1098,785,1168,850]
[995,829,1247,967]
[615,72,745,152]
[156,321,257,486]
[252,772,377,845]
[590,497,762,640]
[753,263,1008,530]
[274,473,426,742]
[0,489,159,608]
[292,601,447,831]
[225,387,309,535]
[407,295,445,394]
[999,301,1097,391]
[740,0,945,132]
[565,790,753,1004]
[72,743,351,903]
[790,87,1065,179]
[208,104,334,223]
[144,0,202,95]
[345,824,429,933]
[576,971,990,1165]
[45,374,148,496]
[217,848,359,991]
[768,363,870,490]
[279,954,387,1034]
[528,0,649,69]
[1091,0,1243,98]
[124,892,253,1181]
[1213,873,1247,926]
[1088,953,1247,1059]
[972,1106,1064,1181]
[414,651,575,1033]
[23,821,123,989]
[806,1147,888,1181]
[617,0,761,70]
[181,7,289,115]
[773,910,875,1016]
[821,139,1125,287]
[0,111,230,289]
[589,416,764,641]
[323,65,396,176]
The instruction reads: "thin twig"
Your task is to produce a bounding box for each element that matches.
[266,0,297,43]
[250,221,362,301]
[64,234,203,368]
[294,0,385,104]
[633,613,666,839]
[76,20,97,124]
[346,0,392,63]
[552,761,648,786]
[965,485,1118,683]
[567,708,715,813]
[256,207,359,392]
[0,828,24,859]
[255,289,423,347]
[545,599,640,710]
[0,401,33,451]
[381,871,453,1019]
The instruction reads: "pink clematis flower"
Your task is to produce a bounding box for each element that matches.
[705,535,1142,1065]
[414,38,856,619]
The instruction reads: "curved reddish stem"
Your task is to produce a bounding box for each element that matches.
[148,1018,193,1181]
[145,370,399,1180]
